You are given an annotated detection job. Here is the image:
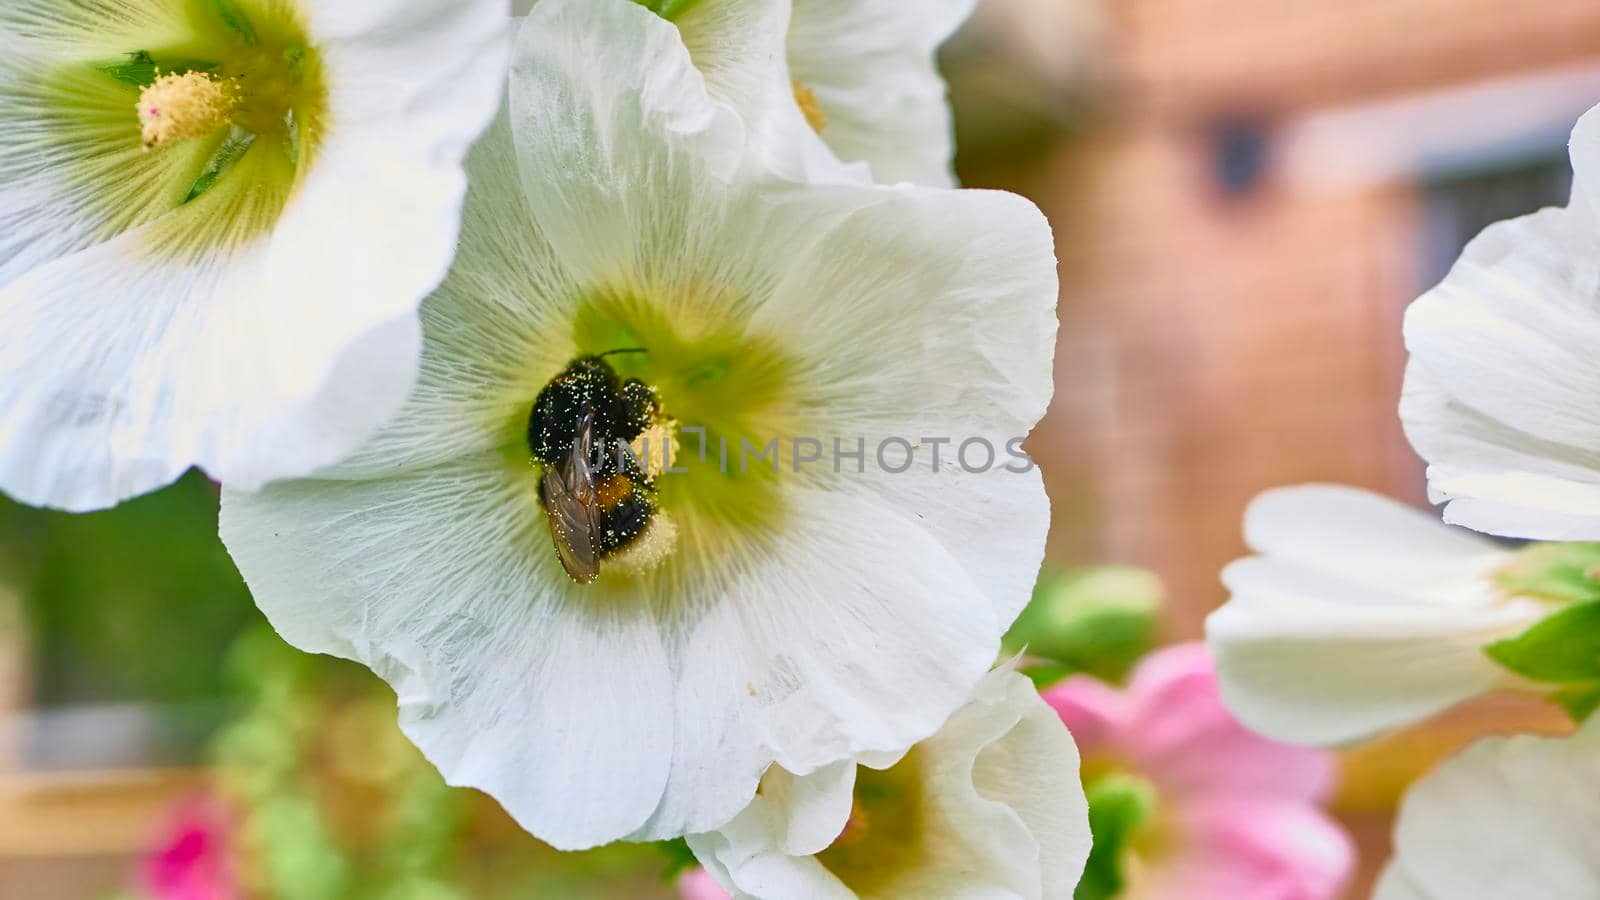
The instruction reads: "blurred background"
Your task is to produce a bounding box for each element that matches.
[3,0,1598,896]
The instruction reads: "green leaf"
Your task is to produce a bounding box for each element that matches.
[1495,543,1600,605]
[1019,661,1075,690]
[632,0,704,20]
[1075,774,1158,900]
[654,838,700,880]
[210,0,259,43]
[1005,566,1163,683]
[185,128,256,203]
[5,472,263,713]
[1553,682,1600,722]
[1484,600,1600,683]
[97,51,217,88]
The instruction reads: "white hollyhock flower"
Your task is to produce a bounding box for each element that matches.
[220,0,1057,851]
[0,0,508,510]
[660,0,974,187]
[1375,716,1600,900]
[1400,104,1600,540]
[1205,485,1555,745]
[686,668,1091,900]
[781,0,975,186]
[513,0,973,185]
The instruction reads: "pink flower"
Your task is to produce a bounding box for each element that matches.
[677,867,732,900]
[1044,643,1354,900]
[140,795,240,900]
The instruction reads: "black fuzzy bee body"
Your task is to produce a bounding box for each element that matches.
[528,357,655,464]
[528,354,662,583]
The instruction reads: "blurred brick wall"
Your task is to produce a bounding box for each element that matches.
[1121,0,1600,114]
[1011,0,1600,639]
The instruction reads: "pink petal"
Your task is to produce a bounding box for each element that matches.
[1138,798,1354,900]
[677,868,733,900]
[1123,645,1338,802]
[140,795,239,900]
[1041,674,1131,755]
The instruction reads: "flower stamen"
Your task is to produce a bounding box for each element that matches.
[138,70,239,150]
[792,81,828,134]
[607,512,679,576]
[630,418,678,479]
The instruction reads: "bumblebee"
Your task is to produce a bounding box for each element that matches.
[528,352,664,584]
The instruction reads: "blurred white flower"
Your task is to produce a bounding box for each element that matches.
[1401,104,1600,540]
[1375,716,1600,900]
[686,668,1090,900]
[1205,485,1559,745]
[221,0,1057,851]
[0,0,508,511]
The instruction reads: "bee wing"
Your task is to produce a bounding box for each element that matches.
[542,411,603,584]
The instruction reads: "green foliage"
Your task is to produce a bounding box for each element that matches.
[212,628,680,900]
[1075,774,1158,900]
[1484,601,1600,683]
[185,129,256,202]
[1553,683,1600,722]
[1005,566,1163,686]
[0,472,263,723]
[1483,599,1600,725]
[97,51,219,88]
[632,0,703,19]
[656,839,701,880]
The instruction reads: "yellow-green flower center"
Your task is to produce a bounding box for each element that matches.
[815,752,927,894]
[515,290,806,588]
[38,0,327,254]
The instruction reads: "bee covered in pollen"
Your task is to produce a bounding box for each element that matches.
[528,351,677,583]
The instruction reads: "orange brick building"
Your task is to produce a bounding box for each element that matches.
[985,0,1600,639]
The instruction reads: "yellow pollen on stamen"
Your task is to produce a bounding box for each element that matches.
[792,81,828,133]
[137,70,239,150]
[631,418,679,479]
[608,513,679,576]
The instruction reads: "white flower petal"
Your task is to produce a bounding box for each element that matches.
[1206,486,1539,745]
[1375,717,1600,900]
[689,669,1090,900]
[672,0,791,125]
[1240,484,1506,601]
[1211,558,1541,745]
[0,155,432,509]
[749,183,1058,625]
[0,0,508,509]
[1403,361,1600,540]
[220,457,676,850]
[670,0,865,186]
[667,0,974,187]
[631,486,1001,839]
[760,761,859,857]
[786,0,976,186]
[1401,106,1600,539]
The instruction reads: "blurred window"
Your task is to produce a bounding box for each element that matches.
[1420,152,1573,288]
